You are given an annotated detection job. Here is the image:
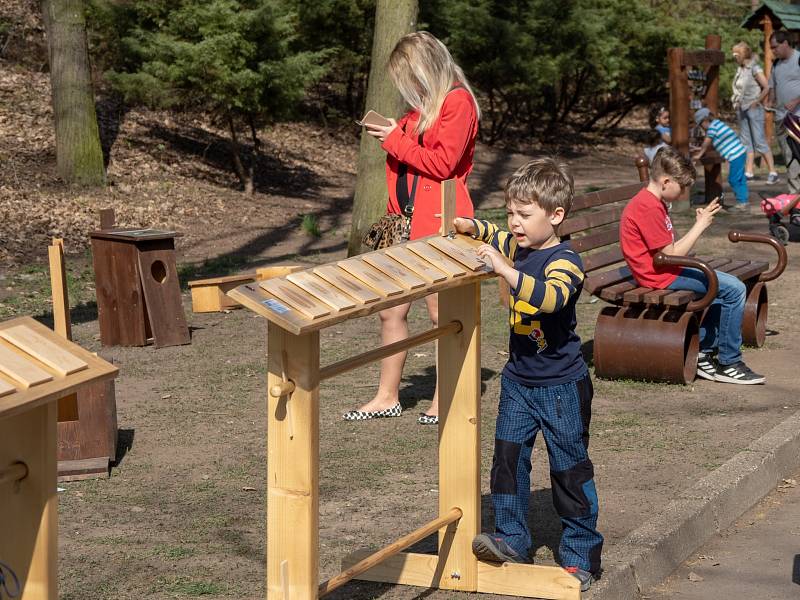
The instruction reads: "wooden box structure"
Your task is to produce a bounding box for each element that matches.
[0,317,117,600]
[227,185,581,600]
[48,238,118,480]
[90,227,190,348]
[189,266,301,313]
[668,34,725,203]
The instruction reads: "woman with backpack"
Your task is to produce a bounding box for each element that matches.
[732,41,778,184]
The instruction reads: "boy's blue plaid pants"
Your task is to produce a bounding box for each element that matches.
[491,374,603,573]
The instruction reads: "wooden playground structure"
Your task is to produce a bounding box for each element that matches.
[0,317,117,600]
[668,34,726,203]
[228,182,581,600]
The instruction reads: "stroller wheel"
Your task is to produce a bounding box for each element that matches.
[771,224,790,245]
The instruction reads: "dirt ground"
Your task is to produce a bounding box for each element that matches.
[1,28,798,598]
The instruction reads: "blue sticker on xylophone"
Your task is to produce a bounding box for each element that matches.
[262,299,290,314]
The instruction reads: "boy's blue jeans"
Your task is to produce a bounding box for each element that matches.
[667,268,746,365]
[491,374,602,573]
[728,154,749,204]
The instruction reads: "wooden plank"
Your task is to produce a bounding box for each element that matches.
[362,253,427,290]
[559,206,623,236]
[286,271,358,311]
[583,247,624,273]
[227,283,310,333]
[407,241,468,277]
[640,289,675,304]
[663,290,698,307]
[48,239,71,340]
[255,265,303,281]
[57,379,117,465]
[312,265,381,304]
[266,324,319,599]
[0,325,88,376]
[260,279,331,320]
[584,266,632,295]
[437,283,480,591]
[385,246,448,284]
[137,242,191,348]
[477,561,581,599]
[724,261,768,282]
[0,377,15,398]
[337,259,405,297]
[598,280,637,302]
[622,286,652,304]
[680,49,725,66]
[347,550,439,587]
[0,342,54,389]
[566,228,619,254]
[427,237,485,271]
[440,179,457,236]
[571,182,641,212]
[187,272,256,288]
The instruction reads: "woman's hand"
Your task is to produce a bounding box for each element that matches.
[695,198,722,229]
[365,118,398,143]
[452,217,475,236]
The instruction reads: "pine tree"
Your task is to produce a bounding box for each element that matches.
[97,0,327,194]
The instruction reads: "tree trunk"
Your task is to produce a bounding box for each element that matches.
[41,0,105,186]
[227,113,253,195]
[347,0,418,257]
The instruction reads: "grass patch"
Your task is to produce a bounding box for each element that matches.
[153,544,196,559]
[301,213,321,237]
[161,577,226,596]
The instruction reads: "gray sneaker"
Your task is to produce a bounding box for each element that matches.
[767,172,779,185]
[714,361,765,385]
[564,566,596,592]
[471,534,529,563]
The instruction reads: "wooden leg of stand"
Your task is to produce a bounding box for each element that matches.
[266,323,319,600]
[0,402,58,600]
[436,283,481,591]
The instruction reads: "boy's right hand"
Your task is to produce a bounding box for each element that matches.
[452,217,475,236]
[696,197,722,228]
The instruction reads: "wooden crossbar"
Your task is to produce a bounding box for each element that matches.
[318,321,463,382]
[318,507,463,597]
[0,462,28,486]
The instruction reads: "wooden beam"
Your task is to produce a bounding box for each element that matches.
[319,508,463,597]
[266,324,319,600]
[440,179,457,236]
[679,49,725,66]
[0,462,27,486]
[764,16,775,142]
[436,283,481,591]
[319,321,462,382]
[48,239,71,340]
[668,47,690,157]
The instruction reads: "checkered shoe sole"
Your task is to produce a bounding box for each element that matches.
[417,413,438,425]
[342,403,402,421]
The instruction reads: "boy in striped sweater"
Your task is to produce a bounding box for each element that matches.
[692,107,750,211]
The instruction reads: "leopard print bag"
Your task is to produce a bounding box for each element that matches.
[362,213,411,250]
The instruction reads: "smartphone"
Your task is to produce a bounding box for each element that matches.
[356,110,392,128]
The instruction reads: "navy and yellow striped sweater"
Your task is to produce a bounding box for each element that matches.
[472,219,588,386]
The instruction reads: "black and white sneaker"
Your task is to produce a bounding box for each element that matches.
[714,362,765,385]
[696,353,717,381]
[342,402,402,421]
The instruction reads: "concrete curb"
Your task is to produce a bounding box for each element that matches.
[587,410,800,599]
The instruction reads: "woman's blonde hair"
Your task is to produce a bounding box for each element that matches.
[388,31,481,133]
[732,41,753,61]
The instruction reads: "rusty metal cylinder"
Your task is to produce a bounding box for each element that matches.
[742,281,768,348]
[594,306,700,384]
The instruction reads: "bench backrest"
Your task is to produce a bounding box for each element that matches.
[561,158,649,294]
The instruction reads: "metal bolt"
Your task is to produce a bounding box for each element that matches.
[450,571,461,580]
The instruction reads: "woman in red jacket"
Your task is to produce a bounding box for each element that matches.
[343,31,480,424]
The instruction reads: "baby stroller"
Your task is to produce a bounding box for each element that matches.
[759,192,800,244]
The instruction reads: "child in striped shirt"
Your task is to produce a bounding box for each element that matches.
[692,107,749,211]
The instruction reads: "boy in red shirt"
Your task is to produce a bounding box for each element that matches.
[620,147,765,384]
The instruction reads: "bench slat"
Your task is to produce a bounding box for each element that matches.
[599,279,637,302]
[583,247,625,273]
[622,286,651,303]
[663,290,698,306]
[584,266,632,295]
[571,183,641,212]
[567,228,619,253]
[723,261,768,282]
[560,206,623,236]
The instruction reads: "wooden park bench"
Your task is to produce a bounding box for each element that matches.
[562,157,788,384]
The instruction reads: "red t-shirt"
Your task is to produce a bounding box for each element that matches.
[619,188,681,288]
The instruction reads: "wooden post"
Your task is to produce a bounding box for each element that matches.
[0,402,58,600]
[763,16,775,143]
[436,282,481,591]
[266,323,320,600]
[668,47,689,157]
[440,180,457,237]
[48,238,71,340]
[704,34,723,203]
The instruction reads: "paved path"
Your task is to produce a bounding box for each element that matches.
[647,470,800,600]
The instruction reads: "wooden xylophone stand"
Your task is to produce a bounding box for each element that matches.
[229,182,580,600]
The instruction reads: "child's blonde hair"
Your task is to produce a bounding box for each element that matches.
[505,158,574,217]
[650,146,696,188]
[388,31,480,133]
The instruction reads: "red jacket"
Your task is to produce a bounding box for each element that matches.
[382,87,478,239]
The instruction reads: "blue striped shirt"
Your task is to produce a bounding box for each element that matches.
[706,119,746,162]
